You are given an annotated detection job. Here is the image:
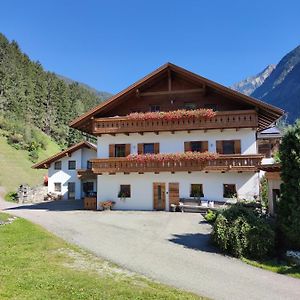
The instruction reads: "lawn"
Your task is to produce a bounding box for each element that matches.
[243,258,300,279]
[0,135,61,194]
[0,212,204,300]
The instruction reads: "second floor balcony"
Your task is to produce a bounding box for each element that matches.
[91,154,263,174]
[92,110,258,135]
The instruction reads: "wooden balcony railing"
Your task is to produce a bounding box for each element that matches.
[92,110,258,135]
[91,154,263,174]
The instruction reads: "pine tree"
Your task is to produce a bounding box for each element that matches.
[278,120,300,249]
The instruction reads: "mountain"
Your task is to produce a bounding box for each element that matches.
[231,64,276,96]
[0,32,111,149]
[56,74,112,101]
[251,45,300,122]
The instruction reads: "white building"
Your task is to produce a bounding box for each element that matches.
[37,63,284,210]
[33,141,97,200]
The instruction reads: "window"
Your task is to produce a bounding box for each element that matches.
[143,143,155,154]
[204,103,217,111]
[83,182,94,193]
[54,182,61,192]
[190,141,202,152]
[223,140,235,154]
[118,185,131,198]
[115,144,126,157]
[68,160,76,170]
[184,102,197,110]
[190,184,204,198]
[54,161,61,170]
[87,160,93,169]
[150,105,160,112]
[223,184,237,198]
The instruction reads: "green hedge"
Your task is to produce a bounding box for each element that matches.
[212,203,275,259]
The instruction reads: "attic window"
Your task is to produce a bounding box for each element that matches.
[54,161,62,170]
[204,104,217,111]
[150,105,160,112]
[184,102,197,110]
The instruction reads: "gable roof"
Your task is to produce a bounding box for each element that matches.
[70,62,284,132]
[32,141,97,169]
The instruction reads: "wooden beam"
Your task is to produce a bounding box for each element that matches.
[139,88,205,97]
[168,69,172,92]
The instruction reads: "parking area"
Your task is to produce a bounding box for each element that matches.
[1,199,300,300]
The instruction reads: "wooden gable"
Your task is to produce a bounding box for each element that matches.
[70,62,284,133]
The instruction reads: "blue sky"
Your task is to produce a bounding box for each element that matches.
[1,0,299,94]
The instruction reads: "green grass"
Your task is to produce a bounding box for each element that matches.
[0,212,204,300]
[0,212,10,222]
[243,258,300,279]
[0,135,61,193]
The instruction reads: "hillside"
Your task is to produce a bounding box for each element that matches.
[231,65,276,96]
[0,135,60,194]
[251,45,300,122]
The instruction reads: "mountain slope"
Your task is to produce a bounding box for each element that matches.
[252,45,300,122]
[0,135,60,193]
[231,64,276,95]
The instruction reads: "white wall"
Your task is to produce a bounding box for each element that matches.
[97,129,257,158]
[97,172,259,210]
[48,147,97,200]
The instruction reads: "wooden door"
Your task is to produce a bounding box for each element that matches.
[169,182,179,209]
[68,182,76,200]
[153,183,166,210]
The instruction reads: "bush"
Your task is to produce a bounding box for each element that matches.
[29,149,39,162]
[204,210,218,223]
[5,192,18,202]
[212,204,275,259]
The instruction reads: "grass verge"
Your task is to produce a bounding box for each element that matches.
[0,212,205,299]
[243,258,300,279]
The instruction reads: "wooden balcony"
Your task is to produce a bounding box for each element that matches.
[92,110,258,135]
[77,169,96,179]
[91,154,263,174]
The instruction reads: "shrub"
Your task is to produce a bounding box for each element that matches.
[5,192,18,202]
[212,204,275,259]
[29,149,39,162]
[204,210,218,223]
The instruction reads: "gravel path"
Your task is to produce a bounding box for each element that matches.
[1,199,300,300]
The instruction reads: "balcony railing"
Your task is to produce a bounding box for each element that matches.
[92,110,258,135]
[91,154,263,174]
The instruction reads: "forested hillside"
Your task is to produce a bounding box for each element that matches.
[0,33,110,154]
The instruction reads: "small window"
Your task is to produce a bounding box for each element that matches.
[190,184,204,198]
[150,105,160,112]
[184,102,197,110]
[118,185,131,198]
[223,184,237,198]
[143,143,155,154]
[54,182,61,192]
[68,160,76,170]
[204,103,217,111]
[115,144,126,157]
[54,161,61,170]
[87,161,93,169]
[223,141,235,154]
[190,141,202,152]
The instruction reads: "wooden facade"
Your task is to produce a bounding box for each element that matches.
[91,154,263,174]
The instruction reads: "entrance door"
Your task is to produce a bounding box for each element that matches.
[153,183,166,210]
[169,182,179,209]
[68,182,76,200]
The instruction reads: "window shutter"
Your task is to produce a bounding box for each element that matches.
[109,144,115,157]
[137,143,144,155]
[184,142,191,152]
[202,141,209,152]
[216,141,223,154]
[154,143,160,154]
[125,144,131,156]
[234,140,241,154]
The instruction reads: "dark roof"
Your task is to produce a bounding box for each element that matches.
[32,141,97,169]
[259,163,281,172]
[69,62,284,133]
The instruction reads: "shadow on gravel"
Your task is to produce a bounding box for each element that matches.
[168,233,220,253]
[6,200,84,212]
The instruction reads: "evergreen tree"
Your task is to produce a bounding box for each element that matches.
[278,120,300,249]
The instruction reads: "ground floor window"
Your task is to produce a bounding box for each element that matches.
[83,182,94,195]
[223,184,237,198]
[68,182,76,199]
[190,184,204,198]
[54,182,61,192]
[118,185,131,198]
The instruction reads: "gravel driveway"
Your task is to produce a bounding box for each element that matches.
[1,199,300,300]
